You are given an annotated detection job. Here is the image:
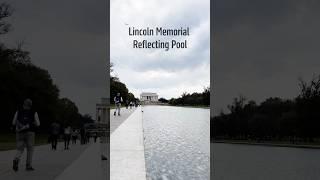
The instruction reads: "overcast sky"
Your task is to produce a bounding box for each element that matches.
[2,0,107,117]
[214,0,320,115]
[4,0,318,117]
[111,0,210,99]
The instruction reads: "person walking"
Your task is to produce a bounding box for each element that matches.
[64,125,71,150]
[94,132,98,143]
[71,129,78,144]
[114,92,123,116]
[86,131,90,143]
[129,101,133,109]
[50,120,60,151]
[80,126,86,145]
[125,100,129,109]
[12,99,40,172]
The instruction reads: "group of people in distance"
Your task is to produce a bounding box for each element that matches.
[49,121,73,150]
[49,121,96,151]
[113,92,139,116]
[11,98,98,172]
[11,94,140,172]
[125,100,138,109]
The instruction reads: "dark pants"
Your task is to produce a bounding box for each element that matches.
[51,135,58,150]
[64,134,71,149]
[81,135,85,144]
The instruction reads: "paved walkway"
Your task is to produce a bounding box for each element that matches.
[110,106,147,180]
[99,107,138,180]
[0,107,144,180]
[110,107,137,133]
[0,141,90,180]
[56,141,103,180]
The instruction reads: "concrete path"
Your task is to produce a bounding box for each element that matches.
[0,107,140,180]
[98,107,138,180]
[110,106,147,180]
[110,107,136,134]
[56,141,103,180]
[0,141,89,180]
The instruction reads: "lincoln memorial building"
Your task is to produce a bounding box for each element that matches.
[140,92,158,102]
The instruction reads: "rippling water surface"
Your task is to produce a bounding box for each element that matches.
[142,105,210,180]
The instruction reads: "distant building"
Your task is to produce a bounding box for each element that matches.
[140,92,158,102]
[96,98,109,122]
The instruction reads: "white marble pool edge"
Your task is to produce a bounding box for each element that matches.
[110,107,147,180]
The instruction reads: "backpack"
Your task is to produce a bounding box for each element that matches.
[17,109,36,132]
[115,96,121,103]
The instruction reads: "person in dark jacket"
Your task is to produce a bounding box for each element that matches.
[71,129,78,144]
[63,125,71,150]
[50,121,60,150]
[80,127,86,145]
[113,93,123,116]
[12,99,40,171]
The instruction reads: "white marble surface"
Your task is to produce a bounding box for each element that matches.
[111,107,147,180]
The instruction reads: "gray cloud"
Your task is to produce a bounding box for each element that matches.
[214,0,320,114]
[3,0,107,117]
[111,0,210,99]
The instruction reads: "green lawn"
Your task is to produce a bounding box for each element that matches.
[0,133,49,151]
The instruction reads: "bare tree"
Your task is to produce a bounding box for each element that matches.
[298,75,320,99]
[0,2,13,35]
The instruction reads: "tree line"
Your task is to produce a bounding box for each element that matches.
[161,87,210,106]
[212,75,320,143]
[110,63,138,104]
[0,3,93,133]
